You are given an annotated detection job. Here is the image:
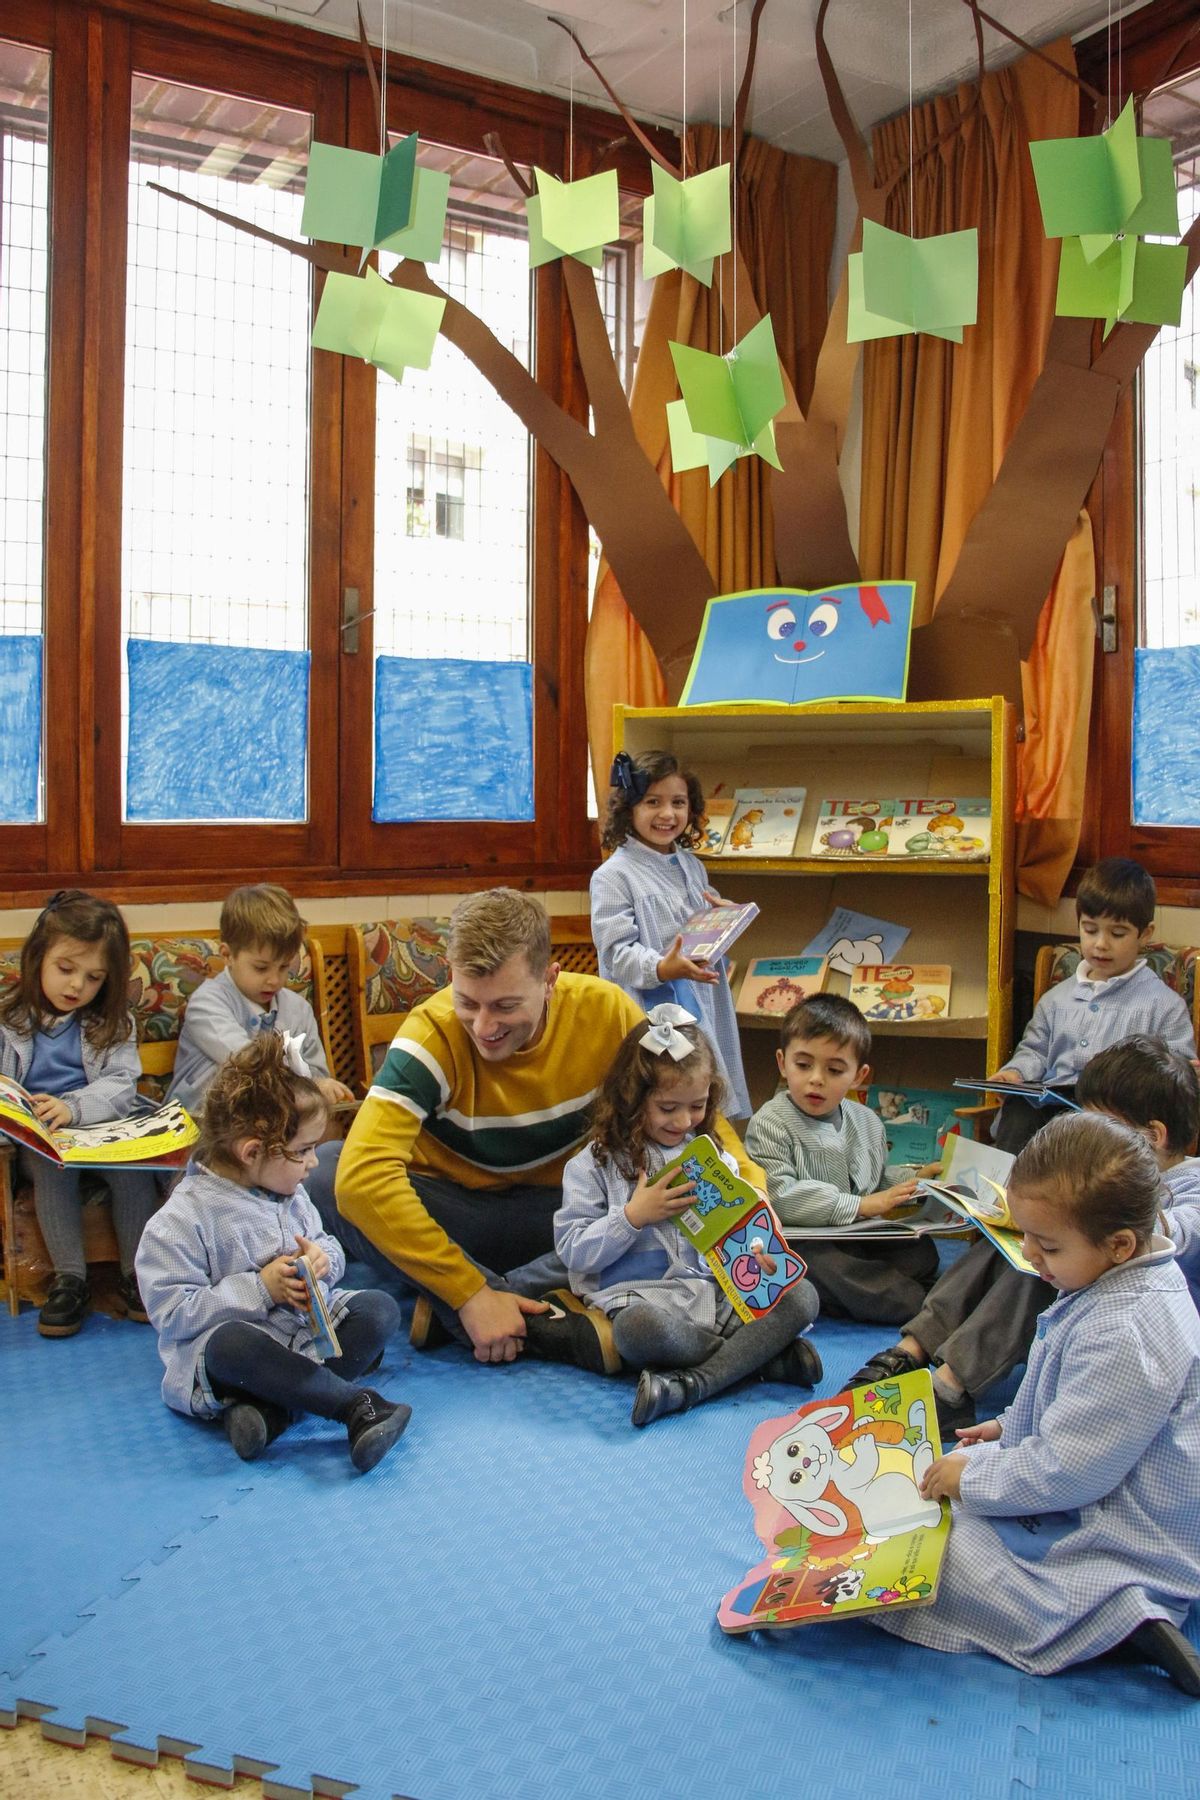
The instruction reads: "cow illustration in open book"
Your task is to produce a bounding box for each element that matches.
[753,1394,942,1544]
[680,583,915,707]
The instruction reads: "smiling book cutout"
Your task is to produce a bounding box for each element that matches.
[680,584,915,707]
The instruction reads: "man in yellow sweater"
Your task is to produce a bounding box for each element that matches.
[332,889,760,1370]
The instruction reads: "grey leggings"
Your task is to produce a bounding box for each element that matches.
[610,1279,818,1400]
[24,1150,160,1279]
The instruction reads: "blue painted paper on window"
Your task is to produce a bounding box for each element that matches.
[374,656,533,821]
[0,636,42,823]
[126,639,309,821]
[1133,645,1200,826]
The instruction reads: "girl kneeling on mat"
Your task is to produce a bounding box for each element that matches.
[873,1110,1200,1695]
[137,1034,409,1473]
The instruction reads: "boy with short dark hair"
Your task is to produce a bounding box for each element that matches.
[745,994,942,1323]
[169,883,353,1116]
[1077,1033,1200,1309]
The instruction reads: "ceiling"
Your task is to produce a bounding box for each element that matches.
[212,0,1155,161]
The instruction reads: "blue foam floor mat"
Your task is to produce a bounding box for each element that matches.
[3,1307,1197,1800]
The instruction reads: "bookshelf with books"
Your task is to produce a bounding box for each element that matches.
[612,699,1015,1108]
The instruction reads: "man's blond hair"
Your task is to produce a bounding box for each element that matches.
[448,888,551,978]
[220,883,305,959]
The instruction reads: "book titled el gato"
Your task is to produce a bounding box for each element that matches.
[736,955,827,1018]
[0,1074,197,1167]
[659,1133,806,1323]
[718,1367,951,1632]
[848,964,952,1023]
[809,797,990,861]
[678,901,760,965]
[719,788,807,858]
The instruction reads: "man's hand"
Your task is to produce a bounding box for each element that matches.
[260,1252,306,1309]
[30,1093,71,1130]
[458,1287,549,1365]
[294,1233,330,1282]
[920,1451,967,1501]
[857,1178,919,1219]
[317,1076,356,1107]
[656,935,720,987]
[625,1167,697,1228]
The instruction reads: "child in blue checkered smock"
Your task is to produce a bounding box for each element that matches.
[590,751,751,1118]
[872,1111,1200,1695]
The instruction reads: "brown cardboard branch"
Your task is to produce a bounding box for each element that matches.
[548,17,681,176]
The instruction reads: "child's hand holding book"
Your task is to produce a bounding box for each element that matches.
[259,1250,309,1310]
[30,1093,71,1130]
[626,1165,698,1227]
[857,1176,920,1218]
[656,935,720,987]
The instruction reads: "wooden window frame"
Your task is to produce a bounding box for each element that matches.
[0,0,659,903]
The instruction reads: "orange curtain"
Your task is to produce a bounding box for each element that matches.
[859,39,1093,904]
[584,130,838,787]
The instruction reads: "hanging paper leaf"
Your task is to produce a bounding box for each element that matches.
[665,399,780,486]
[311,267,445,382]
[669,314,787,454]
[1029,98,1179,244]
[525,168,619,269]
[642,163,732,286]
[1056,233,1188,330]
[846,220,978,344]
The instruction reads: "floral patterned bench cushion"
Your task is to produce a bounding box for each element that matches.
[360,919,451,1018]
[1042,941,1182,994]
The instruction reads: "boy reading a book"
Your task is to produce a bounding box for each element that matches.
[168,885,353,1117]
[745,995,942,1323]
[986,858,1195,1155]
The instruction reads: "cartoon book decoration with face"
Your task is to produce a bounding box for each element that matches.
[718,1367,951,1632]
[680,585,915,706]
[658,1133,806,1323]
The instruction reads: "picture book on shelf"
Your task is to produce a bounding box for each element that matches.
[736,956,827,1018]
[848,965,953,1023]
[295,1253,342,1360]
[0,1075,197,1167]
[952,1077,1081,1111]
[719,788,807,858]
[659,1133,807,1323]
[698,791,736,854]
[863,1084,964,1164]
[678,901,760,965]
[915,1134,1038,1275]
[717,1367,951,1633]
[800,907,911,974]
[808,797,990,861]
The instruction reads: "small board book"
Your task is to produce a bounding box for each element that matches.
[952,1077,1081,1111]
[678,901,760,964]
[915,1134,1039,1276]
[719,787,807,858]
[698,791,735,853]
[808,797,990,861]
[736,955,827,1018]
[295,1253,342,1360]
[660,1133,807,1323]
[717,1367,951,1632]
[0,1075,197,1167]
[848,964,952,1023]
[865,1084,963,1164]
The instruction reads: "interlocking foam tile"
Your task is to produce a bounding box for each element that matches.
[0,1307,278,1681]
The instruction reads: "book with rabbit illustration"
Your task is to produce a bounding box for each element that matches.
[717,1367,951,1632]
[0,1074,197,1167]
[659,1133,807,1324]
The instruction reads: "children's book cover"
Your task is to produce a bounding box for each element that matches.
[848,964,952,1023]
[679,584,914,707]
[916,1134,1039,1275]
[678,901,760,964]
[699,790,735,854]
[0,1075,197,1167]
[736,956,828,1018]
[661,1133,807,1323]
[886,797,991,861]
[800,906,911,974]
[295,1253,342,1360]
[808,798,894,858]
[719,788,807,858]
[717,1367,951,1632]
[864,1084,963,1163]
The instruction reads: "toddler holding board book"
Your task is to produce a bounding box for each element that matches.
[0,890,160,1338]
[553,1009,820,1427]
[590,750,751,1118]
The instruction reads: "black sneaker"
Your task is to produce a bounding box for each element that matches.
[631,1367,704,1428]
[1112,1620,1200,1697]
[845,1345,923,1390]
[223,1398,292,1463]
[38,1272,91,1338]
[116,1270,151,1324]
[759,1335,823,1388]
[345,1389,412,1473]
[523,1289,622,1376]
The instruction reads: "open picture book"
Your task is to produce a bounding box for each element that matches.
[659,1133,807,1323]
[718,1367,951,1632]
[914,1134,1038,1275]
[0,1075,198,1167]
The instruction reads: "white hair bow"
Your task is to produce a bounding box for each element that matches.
[639,1003,699,1062]
[279,1029,312,1079]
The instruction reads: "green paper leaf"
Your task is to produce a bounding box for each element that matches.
[377,165,450,263]
[533,167,619,258]
[375,132,418,242]
[666,398,710,472]
[670,313,786,449]
[1120,238,1189,325]
[311,269,380,359]
[642,198,715,284]
[1031,98,1180,241]
[312,268,445,379]
[705,437,741,483]
[525,193,606,269]
[1056,234,1188,326]
[643,163,731,287]
[857,219,977,337]
[301,143,382,248]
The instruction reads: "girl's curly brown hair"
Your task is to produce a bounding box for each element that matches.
[0,889,134,1053]
[600,751,706,854]
[199,1033,327,1177]
[590,1021,724,1179]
